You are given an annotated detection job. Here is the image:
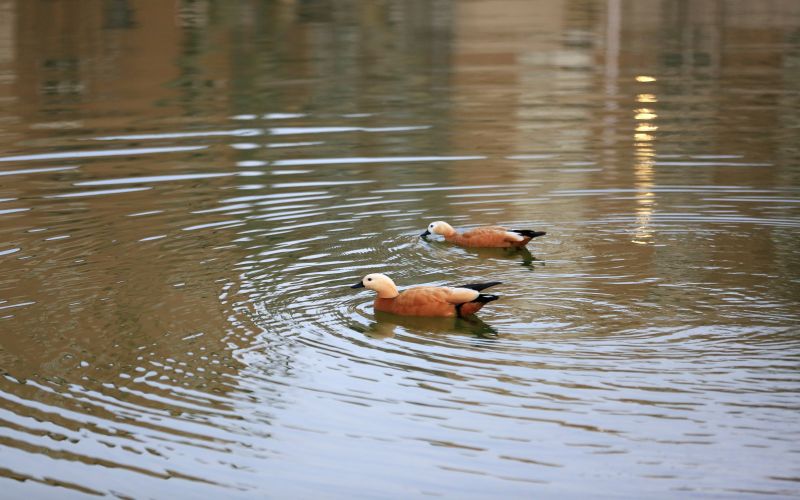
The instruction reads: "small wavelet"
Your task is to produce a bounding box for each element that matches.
[45,187,152,198]
[0,166,79,176]
[0,146,207,162]
[267,141,325,148]
[269,125,430,135]
[0,208,31,215]
[75,172,237,186]
[272,155,486,166]
[94,129,263,140]
[0,300,35,310]
[271,180,373,188]
[181,220,244,231]
[653,161,773,167]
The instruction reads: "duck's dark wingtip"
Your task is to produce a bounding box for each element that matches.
[457,281,502,292]
[511,229,547,239]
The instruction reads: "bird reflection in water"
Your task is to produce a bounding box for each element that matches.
[422,238,542,270]
[466,245,541,270]
[360,310,499,339]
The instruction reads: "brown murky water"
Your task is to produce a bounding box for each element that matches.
[1,1,799,497]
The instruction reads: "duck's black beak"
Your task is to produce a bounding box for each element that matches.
[350,281,365,289]
[420,230,431,238]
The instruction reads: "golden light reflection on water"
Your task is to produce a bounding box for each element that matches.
[632,91,657,245]
[634,108,658,121]
[636,93,658,103]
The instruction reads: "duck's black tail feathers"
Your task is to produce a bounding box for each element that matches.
[457,281,502,292]
[456,293,500,316]
[511,229,547,239]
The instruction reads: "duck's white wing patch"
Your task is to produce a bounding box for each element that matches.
[503,231,524,242]
[444,287,480,304]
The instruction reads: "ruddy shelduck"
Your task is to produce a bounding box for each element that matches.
[350,273,501,317]
[421,221,546,248]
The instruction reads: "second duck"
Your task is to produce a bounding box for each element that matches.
[421,221,546,248]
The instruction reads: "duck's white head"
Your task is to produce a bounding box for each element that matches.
[350,273,399,299]
[421,221,455,238]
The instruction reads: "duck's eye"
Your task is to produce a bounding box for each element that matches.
[429,224,434,228]
[367,278,372,282]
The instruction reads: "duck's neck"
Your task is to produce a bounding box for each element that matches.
[377,284,399,299]
[444,230,463,244]
[440,224,458,239]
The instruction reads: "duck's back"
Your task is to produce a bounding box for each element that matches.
[454,226,525,247]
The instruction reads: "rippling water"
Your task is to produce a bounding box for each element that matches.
[1,1,799,497]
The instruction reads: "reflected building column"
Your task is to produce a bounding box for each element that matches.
[603,0,620,151]
[0,0,15,114]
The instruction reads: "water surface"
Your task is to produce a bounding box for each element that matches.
[1,1,799,497]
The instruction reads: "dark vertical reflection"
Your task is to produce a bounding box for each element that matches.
[103,0,136,30]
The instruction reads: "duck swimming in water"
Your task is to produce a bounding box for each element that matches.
[420,221,546,248]
[351,273,501,317]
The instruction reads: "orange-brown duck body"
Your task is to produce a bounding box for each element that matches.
[421,221,546,248]
[351,273,500,318]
